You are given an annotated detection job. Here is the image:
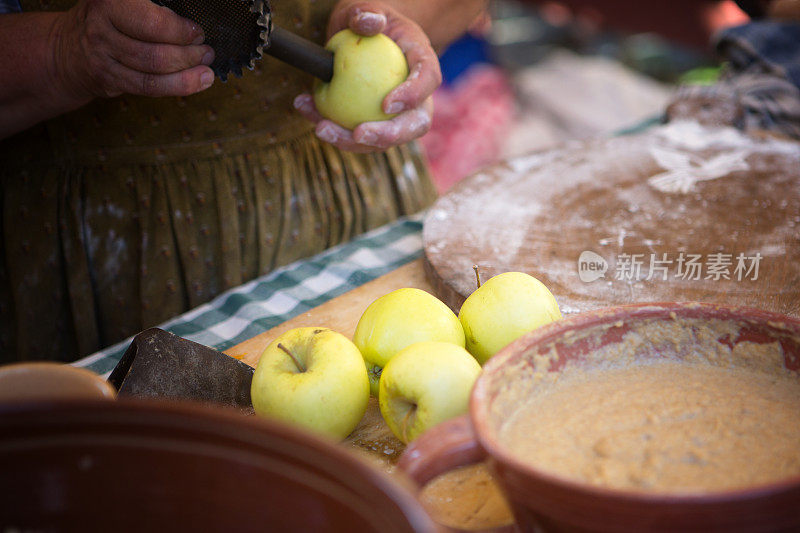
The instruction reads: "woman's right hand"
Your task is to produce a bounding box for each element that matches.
[51,0,216,104]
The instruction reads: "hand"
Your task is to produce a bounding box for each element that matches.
[293,1,442,153]
[51,0,215,104]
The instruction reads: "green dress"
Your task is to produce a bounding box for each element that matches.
[0,0,437,362]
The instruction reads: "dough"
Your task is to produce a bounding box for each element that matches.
[500,359,800,493]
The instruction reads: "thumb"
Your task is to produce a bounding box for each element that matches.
[328,2,388,37]
[349,8,387,36]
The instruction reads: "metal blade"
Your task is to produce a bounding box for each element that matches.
[109,328,255,414]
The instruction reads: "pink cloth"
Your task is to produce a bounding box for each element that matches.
[420,65,516,193]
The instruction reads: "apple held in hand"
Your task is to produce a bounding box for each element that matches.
[251,327,369,440]
[353,288,465,397]
[459,271,562,365]
[313,29,408,130]
[379,341,481,444]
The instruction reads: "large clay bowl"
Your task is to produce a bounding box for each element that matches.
[0,399,438,532]
[401,302,800,532]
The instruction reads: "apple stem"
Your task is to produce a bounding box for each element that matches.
[473,265,482,289]
[278,343,306,373]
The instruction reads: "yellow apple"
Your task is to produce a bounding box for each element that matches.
[313,29,408,130]
[379,341,481,444]
[353,288,465,397]
[458,272,562,365]
[251,327,369,440]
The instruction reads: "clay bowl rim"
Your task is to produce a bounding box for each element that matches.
[0,361,117,400]
[0,397,437,532]
[470,301,800,505]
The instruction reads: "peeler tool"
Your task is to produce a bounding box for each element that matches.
[154,0,334,82]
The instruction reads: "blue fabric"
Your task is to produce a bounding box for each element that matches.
[0,0,21,13]
[682,20,800,139]
[438,33,492,86]
[716,21,800,89]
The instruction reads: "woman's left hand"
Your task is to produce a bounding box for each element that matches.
[293,0,441,153]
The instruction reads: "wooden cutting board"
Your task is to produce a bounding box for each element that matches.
[423,121,800,317]
[225,259,514,530]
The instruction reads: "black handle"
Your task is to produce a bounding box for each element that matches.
[266,26,334,82]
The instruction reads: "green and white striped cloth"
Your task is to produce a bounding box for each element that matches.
[74,214,425,376]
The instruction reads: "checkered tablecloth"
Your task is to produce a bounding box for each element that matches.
[73,214,425,376]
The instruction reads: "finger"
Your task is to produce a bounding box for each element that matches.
[110,0,204,45]
[110,32,214,74]
[328,1,387,37]
[315,120,353,146]
[352,99,433,149]
[107,58,215,97]
[293,93,325,123]
[315,120,379,153]
[299,95,402,153]
[381,28,442,114]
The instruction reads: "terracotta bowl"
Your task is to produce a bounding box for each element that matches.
[0,399,439,532]
[0,362,116,402]
[399,302,800,532]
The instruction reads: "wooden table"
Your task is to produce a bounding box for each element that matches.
[221,123,799,530]
[225,259,514,531]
